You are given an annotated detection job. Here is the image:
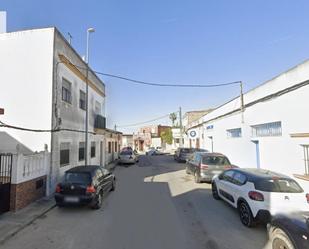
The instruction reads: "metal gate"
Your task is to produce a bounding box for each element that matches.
[0,154,12,214]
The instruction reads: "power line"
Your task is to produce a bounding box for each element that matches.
[73,64,241,88]
[117,114,171,128]
[0,120,96,135]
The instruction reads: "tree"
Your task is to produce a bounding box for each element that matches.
[169,112,177,127]
[161,128,173,145]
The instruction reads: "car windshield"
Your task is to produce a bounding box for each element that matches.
[254,178,303,193]
[65,172,91,184]
[202,156,230,165]
[120,151,132,155]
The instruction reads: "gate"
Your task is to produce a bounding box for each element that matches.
[0,154,12,214]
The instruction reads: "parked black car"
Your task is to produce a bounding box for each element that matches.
[268,212,309,249]
[55,165,116,209]
[174,148,208,163]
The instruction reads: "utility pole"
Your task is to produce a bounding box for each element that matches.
[179,106,183,147]
[85,28,95,166]
[240,81,244,123]
[114,124,117,131]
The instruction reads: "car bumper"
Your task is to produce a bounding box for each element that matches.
[55,193,95,206]
[200,171,224,182]
[119,158,135,164]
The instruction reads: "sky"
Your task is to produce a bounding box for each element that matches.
[1,0,309,133]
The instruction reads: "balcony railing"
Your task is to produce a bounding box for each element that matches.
[94,115,106,129]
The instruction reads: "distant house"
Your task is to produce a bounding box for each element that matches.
[0,132,33,155]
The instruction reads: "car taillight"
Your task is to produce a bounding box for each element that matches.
[199,163,208,169]
[248,191,264,201]
[86,185,96,193]
[55,184,62,193]
[306,193,309,203]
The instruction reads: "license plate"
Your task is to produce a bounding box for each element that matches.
[64,196,79,203]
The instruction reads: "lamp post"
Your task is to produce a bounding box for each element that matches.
[85,27,95,166]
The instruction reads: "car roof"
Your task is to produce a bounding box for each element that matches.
[232,168,291,181]
[66,165,102,174]
[197,152,226,157]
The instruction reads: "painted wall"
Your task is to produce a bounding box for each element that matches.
[187,60,309,176]
[0,28,54,152]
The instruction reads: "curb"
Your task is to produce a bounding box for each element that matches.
[0,203,56,245]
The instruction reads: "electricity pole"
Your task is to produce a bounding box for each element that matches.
[240,81,244,123]
[179,106,183,147]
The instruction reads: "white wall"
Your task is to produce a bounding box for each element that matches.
[187,60,309,176]
[0,28,54,152]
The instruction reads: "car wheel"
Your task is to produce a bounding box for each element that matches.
[92,192,103,210]
[194,171,201,183]
[238,201,255,227]
[212,182,220,200]
[270,227,295,249]
[110,179,116,191]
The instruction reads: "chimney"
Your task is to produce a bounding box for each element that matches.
[0,11,7,33]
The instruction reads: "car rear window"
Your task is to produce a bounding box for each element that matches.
[65,172,91,184]
[120,151,132,155]
[180,148,194,153]
[202,156,230,165]
[254,178,303,193]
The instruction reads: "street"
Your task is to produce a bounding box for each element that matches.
[2,155,269,249]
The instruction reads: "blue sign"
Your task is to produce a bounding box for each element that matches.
[190,130,197,137]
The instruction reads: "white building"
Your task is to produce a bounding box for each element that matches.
[186,60,309,177]
[0,27,110,194]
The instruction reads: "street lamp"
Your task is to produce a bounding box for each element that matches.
[85,27,95,166]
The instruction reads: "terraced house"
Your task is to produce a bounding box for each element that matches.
[0,27,119,212]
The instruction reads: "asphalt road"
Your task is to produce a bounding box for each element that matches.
[2,155,271,249]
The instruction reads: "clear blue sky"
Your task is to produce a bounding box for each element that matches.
[1,1,309,133]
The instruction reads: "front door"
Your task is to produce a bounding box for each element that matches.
[252,140,260,168]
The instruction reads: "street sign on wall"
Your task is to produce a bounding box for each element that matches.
[0,108,4,115]
[189,129,199,139]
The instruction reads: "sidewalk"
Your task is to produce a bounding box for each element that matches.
[0,197,56,245]
[105,160,118,171]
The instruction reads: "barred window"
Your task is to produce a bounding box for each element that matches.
[62,78,72,104]
[60,142,70,166]
[251,121,282,137]
[108,141,112,154]
[91,142,96,158]
[227,128,242,138]
[79,90,86,110]
[79,142,85,161]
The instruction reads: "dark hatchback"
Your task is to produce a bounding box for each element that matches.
[55,165,116,209]
[268,212,309,249]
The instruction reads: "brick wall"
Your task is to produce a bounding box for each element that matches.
[10,175,46,211]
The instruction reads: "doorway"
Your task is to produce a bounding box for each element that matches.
[252,140,260,168]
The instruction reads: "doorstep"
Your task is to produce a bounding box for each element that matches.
[0,197,56,245]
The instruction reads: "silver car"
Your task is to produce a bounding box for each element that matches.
[118,150,139,166]
[186,152,236,183]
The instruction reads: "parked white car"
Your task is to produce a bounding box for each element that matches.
[212,168,309,227]
[118,150,139,166]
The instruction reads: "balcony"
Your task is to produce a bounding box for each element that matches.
[94,115,106,130]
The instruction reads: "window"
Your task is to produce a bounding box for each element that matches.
[202,156,230,165]
[79,142,85,161]
[108,141,112,154]
[60,142,70,166]
[254,178,303,193]
[91,142,96,158]
[65,172,91,184]
[302,145,309,175]
[227,128,242,138]
[233,172,247,186]
[115,142,118,152]
[251,121,282,137]
[79,90,86,110]
[175,138,180,143]
[95,101,101,114]
[62,78,72,104]
[222,170,234,182]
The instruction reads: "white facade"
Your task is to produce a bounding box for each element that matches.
[0,28,107,194]
[186,60,309,177]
